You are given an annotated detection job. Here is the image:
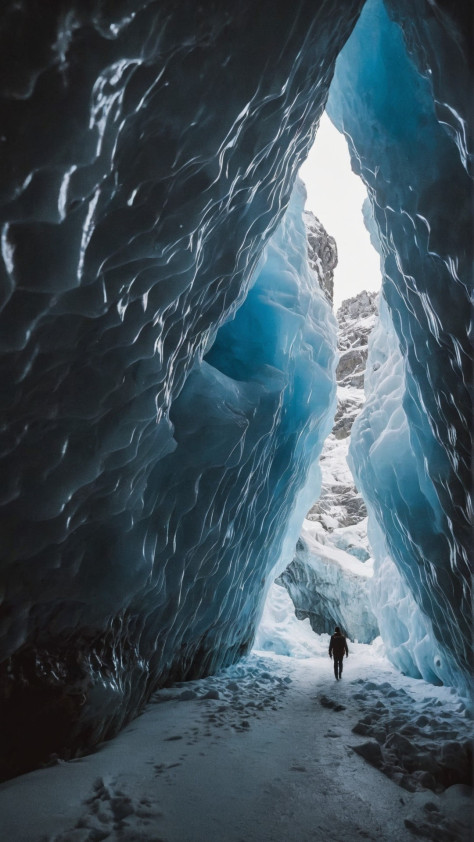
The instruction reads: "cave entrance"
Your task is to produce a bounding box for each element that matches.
[254,112,382,658]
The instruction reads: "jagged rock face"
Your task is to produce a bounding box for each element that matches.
[333,290,377,437]
[335,290,378,389]
[328,0,472,688]
[307,435,368,530]
[304,210,337,305]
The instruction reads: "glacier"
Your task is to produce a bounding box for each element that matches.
[349,297,467,690]
[147,174,337,682]
[327,0,472,691]
[0,160,338,777]
[0,0,472,778]
[0,0,364,777]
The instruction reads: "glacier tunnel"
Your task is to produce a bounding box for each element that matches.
[0,0,471,779]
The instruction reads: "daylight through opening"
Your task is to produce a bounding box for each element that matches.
[255,112,382,660]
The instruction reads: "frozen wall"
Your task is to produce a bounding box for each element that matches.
[327,0,472,689]
[351,298,466,691]
[148,175,337,682]
[0,0,472,778]
[278,523,379,644]
[0,0,365,776]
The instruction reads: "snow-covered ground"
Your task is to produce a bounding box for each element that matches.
[1,594,471,842]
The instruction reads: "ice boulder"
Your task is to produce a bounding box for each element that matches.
[278,521,379,644]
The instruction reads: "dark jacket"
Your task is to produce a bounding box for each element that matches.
[329,632,349,658]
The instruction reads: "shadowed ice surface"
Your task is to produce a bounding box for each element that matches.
[0,0,472,776]
[327,0,472,692]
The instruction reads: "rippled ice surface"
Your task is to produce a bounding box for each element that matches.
[0,0,363,774]
[328,0,472,691]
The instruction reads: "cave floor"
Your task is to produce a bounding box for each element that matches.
[0,643,471,842]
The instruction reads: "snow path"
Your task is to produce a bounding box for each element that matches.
[0,646,471,842]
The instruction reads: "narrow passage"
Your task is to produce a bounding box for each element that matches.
[0,643,470,842]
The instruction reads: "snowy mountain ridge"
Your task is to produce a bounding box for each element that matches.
[304,209,338,305]
[271,287,380,643]
[306,288,378,535]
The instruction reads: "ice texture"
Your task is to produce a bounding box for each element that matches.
[278,521,379,644]
[0,0,367,775]
[151,175,337,679]
[274,290,379,646]
[0,135,337,778]
[253,581,328,659]
[0,0,472,778]
[327,0,472,688]
[352,299,467,691]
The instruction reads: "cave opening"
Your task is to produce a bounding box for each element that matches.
[255,109,382,657]
[0,0,472,836]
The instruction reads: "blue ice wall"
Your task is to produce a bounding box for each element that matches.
[152,176,337,673]
[0,0,359,773]
[328,0,472,688]
[350,298,466,692]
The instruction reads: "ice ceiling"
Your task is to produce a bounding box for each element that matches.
[0,0,471,778]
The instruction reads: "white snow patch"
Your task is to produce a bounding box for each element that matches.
[301,519,373,577]
[0,639,471,842]
[254,581,330,658]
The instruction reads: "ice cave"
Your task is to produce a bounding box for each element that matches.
[0,0,472,839]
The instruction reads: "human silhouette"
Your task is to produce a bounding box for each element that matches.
[329,626,349,680]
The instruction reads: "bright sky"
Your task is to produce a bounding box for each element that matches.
[299,113,381,309]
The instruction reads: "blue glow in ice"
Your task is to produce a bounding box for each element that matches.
[328,0,472,690]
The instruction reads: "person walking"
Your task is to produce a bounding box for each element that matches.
[329,626,349,680]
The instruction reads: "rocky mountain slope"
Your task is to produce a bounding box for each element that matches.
[304,210,338,305]
[277,286,380,641]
